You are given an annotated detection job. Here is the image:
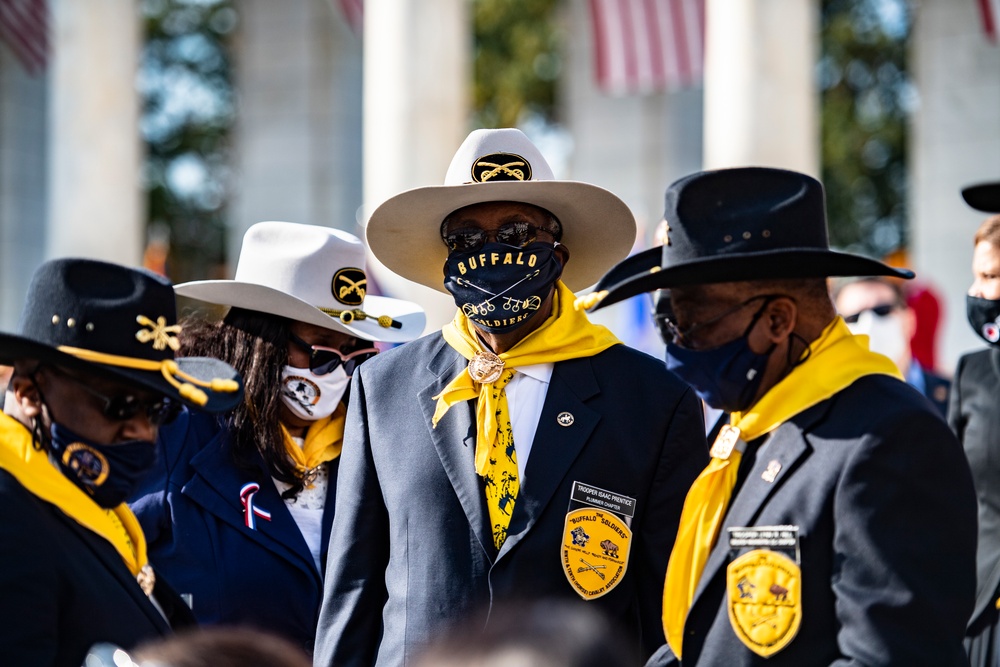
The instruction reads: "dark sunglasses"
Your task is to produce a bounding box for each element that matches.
[660,294,780,349]
[46,366,181,426]
[442,221,560,253]
[842,303,896,324]
[288,332,378,376]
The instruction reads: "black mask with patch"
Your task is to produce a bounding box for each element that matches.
[443,241,563,333]
[967,294,1000,346]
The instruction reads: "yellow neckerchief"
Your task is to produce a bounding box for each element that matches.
[432,280,620,475]
[279,403,346,478]
[0,411,149,577]
[662,317,902,658]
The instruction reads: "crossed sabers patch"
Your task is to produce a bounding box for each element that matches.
[472,152,532,183]
[332,268,367,306]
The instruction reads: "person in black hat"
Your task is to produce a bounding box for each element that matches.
[0,258,242,667]
[586,166,977,666]
[950,184,1000,667]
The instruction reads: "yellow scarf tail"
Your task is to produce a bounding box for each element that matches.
[0,412,149,578]
[432,280,620,476]
[662,317,902,657]
[279,403,346,480]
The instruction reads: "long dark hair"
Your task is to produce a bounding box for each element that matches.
[179,307,304,495]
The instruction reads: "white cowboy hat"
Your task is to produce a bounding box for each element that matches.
[174,221,426,343]
[366,128,637,293]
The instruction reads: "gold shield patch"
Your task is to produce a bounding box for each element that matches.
[561,507,631,600]
[726,549,802,657]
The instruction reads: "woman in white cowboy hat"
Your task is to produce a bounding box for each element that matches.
[129,221,425,653]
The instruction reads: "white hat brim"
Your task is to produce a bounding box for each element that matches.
[366,180,637,293]
[174,280,426,344]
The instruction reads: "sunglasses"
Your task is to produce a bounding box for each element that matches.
[660,294,779,349]
[442,221,560,253]
[288,332,378,376]
[842,303,896,324]
[47,366,181,426]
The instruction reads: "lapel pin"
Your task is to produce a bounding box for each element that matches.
[239,482,272,530]
[761,460,782,483]
[557,412,574,427]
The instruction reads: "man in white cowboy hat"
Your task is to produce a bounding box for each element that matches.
[586,166,976,666]
[129,222,424,653]
[313,128,709,666]
[0,258,243,667]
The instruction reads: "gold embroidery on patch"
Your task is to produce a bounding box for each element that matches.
[135,315,181,351]
[726,549,802,657]
[561,507,631,600]
[332,268,367,306]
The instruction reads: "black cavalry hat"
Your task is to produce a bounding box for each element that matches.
[962,181,1000,213]
[585,167,914,311]
[0,258,243,413]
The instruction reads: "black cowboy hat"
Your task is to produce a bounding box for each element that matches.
[0,258,243,413]
[586,167,913,311]
[962,181,1000,213]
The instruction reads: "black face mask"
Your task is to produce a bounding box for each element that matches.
[967,295,1000,346]
[47,421,156,508]
[443,241,564,333]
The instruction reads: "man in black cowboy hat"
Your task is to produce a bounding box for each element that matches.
[587,167,977,666]
[314,128,708,666]
[0,258,242,667]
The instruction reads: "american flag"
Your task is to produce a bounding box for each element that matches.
[978,0,1000,43]
[0,0,47,76]
[589,0,705,96]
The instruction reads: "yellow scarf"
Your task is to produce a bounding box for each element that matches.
[280,403,346,484]
[0,411,149,578]
[432,280,620,475]
[662,317,902,657]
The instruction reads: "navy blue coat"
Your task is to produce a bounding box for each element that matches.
[313,334,709,666]
[130,409,337,653]
[646,375,977,666]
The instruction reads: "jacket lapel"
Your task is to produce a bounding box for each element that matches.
[691,401,830,605]
[417,338,496,559]
[498,356,600,560]
[180,430,318,580]
[51,507,171,631]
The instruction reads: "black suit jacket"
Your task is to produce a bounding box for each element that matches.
[313,334,708,666]
[0,468,192,667]
[950,347,1000,633]
[647,375,976,666]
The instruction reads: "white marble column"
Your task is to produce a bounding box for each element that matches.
[47,0,143,263]
[362,0,469,332]
[702,0,819,175]
[909,0,1000,373]
[230,0,363,262]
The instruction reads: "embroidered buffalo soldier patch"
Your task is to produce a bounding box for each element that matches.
[726,549,802,657]
[471,152,531,183]
[561,507,632,600]
[332,268,367,306]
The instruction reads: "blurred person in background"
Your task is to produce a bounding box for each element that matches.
[85,627,311,667]
[412,599,638,667]
[833,276,950,415]
[0,259,242,667]
[129,222,425,654]
[951,182,1000,667]
[314,128,708,666]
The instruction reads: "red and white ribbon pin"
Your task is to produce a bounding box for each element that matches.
[239,482,272,530]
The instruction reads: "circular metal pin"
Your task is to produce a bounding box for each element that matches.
[557,411,574,427]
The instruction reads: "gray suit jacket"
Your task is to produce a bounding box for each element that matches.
[313,333,708,666]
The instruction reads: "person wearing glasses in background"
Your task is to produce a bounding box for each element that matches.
[313,129,708,667]
[951,181,1000,667]
[833,276,950,416]
[0,259,242,667]
[585,167,976,666]
[129,222,425,654]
